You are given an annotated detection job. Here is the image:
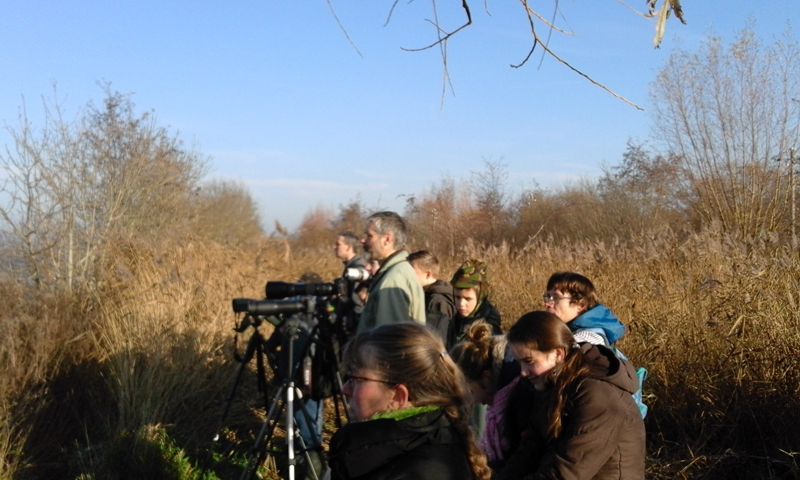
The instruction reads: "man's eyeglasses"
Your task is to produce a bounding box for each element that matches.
[342,372,397,387]
[542,293,573,304]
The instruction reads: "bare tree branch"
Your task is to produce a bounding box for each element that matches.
[513,2,643,109]
[401,0,472,52]
[384,0,402,27]
[326,0,363,58]
[616,0,652,18]
[520,0,572,35]
[537,0,562,70]
[373,0,685,108]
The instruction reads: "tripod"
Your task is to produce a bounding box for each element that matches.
[215,300,349,480]
[213,313,273,440]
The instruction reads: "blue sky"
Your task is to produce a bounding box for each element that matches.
[1,2,796,232]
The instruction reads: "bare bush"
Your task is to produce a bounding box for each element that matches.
[511,180,618,243]
[403,148,687,251]
[0,87,208,289]
[290,205,337,253]
[404,175,473,257]
[650,26,800,240]
[403,160,514,252]
[193,179,264,246]
[598,140,689,234]
[331,197,370,234]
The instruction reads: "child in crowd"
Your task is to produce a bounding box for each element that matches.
[450,321,534,473]
[499,311,645,480]
[408,250,457,341]
[448,259,502,350]
[543,271,625,347]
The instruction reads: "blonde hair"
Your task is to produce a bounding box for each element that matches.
[343,323,491,480]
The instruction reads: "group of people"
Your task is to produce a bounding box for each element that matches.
[298,211,646,479]
[332,212,501,350]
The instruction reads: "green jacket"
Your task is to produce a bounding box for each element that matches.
[358,250,426,332]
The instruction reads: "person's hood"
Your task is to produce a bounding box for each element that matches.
[329,409,458,479]
[426,279,455,296]
[570,304,625,345]
[580,342,639,394]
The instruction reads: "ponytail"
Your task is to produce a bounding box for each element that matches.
[345,323,491,480]
[438,353,492,480]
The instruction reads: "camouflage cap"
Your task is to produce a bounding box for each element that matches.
[450,259,490,290]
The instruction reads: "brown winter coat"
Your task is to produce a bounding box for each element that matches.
[498,343,645,480]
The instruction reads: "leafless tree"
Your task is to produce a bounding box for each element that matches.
[0,87,209,288]
[471,157,511,243]
[649,26,800,239]
[332,197,369,233]
[0,99,75,286]
[598,140,687,234]
[193,179,264,246]
[403,175,471,257]
[291,205,336,251]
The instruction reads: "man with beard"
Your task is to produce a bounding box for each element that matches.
[358,211,426,332]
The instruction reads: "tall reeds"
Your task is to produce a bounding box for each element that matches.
[1,228,798,479]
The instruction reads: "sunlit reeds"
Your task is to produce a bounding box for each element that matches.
[1,228,798,479]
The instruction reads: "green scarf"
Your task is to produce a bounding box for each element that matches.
[369,405,440,422]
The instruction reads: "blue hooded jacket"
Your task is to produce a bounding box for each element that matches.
[568,304,625,345]
[569,305,647,418]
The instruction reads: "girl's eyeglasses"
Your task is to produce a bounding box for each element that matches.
[342,372,397,386]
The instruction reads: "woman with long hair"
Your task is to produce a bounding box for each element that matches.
[328,322,491,480]
[498,311,645,480]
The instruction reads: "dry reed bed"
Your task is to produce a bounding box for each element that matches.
[0,237,343,479]
[452,230,800,478]
[0,278,94,478]
[90,239,344,443]
[1,230,798,479]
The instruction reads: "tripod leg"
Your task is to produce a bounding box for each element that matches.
[214,330,263,442]
[247,320,310,480]
[256,384,320,480]
[240,384,287,480]
[292,393,325,480]
[322,340,350,427]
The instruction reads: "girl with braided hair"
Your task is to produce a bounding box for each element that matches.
[328,322,491,480]
[498,311,645,480]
